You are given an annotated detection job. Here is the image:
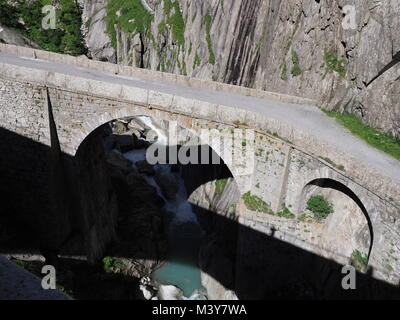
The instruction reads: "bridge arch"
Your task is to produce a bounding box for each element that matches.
[68,108,247,194]
[299,178,374,260]
[72,110,244,224]
[71,111,242,297]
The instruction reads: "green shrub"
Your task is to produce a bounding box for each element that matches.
[215,178,229,195]
[106,0,153,48]
[102,256,115,272]
[349,250,368,272]
[163,0,185,46]
[291,50,302,77]
[306,195,333,220]
[193,53,201,69]
[0,0,22,29]
[0,0,86,55]
[276,206,295,219]
[242,192,272,214]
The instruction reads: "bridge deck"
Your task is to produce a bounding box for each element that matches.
[0,51,399,183]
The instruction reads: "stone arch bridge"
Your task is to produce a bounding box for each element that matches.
[0,44,399,296]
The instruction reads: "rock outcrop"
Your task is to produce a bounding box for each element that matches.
[0,24,41,49]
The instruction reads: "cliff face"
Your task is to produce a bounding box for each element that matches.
[82,0,399,137]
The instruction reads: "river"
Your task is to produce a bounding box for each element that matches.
[122,116,207,300]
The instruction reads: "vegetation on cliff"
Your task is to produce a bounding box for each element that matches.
[215,178,230,195]
[349,249,368,273]
[204,13,215,65]
[106,0,154,49]
[291,50,301,77]
[0,0,86,55]
[323,49,346,78]
[163,0,185,47]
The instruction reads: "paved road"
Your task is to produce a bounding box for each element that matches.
[0,52,399,182]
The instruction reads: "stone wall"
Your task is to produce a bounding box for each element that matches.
[240,141,400,287]
[0,78,118,263]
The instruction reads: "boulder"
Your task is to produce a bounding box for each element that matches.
[144,129,159,143]
[139,284,154,300]
[0,24,41,48]
[112,121,128,135]
[128,119,147,131]
[158,284,183,300]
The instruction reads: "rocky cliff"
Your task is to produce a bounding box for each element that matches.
[0,24,41,49]
[81,0,399,138]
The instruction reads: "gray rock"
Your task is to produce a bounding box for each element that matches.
[158,284,183,300]
[0,24,41,49]
[80,0,116,63]
[112,121,128,135]
[144,129,159,144]
[128,119,147,132]
[139,284,154,300]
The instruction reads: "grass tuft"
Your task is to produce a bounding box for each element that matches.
[204,13,215,65]
[276,206,295,219]
[291,50,302,77]
[242,192,272,214]
[215,178,229,195]
[349,249,368,272]
[323,49,346,77]
[322,110,400,161]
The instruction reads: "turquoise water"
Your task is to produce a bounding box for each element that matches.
[151,222,206,298]
[151,259,203,297]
